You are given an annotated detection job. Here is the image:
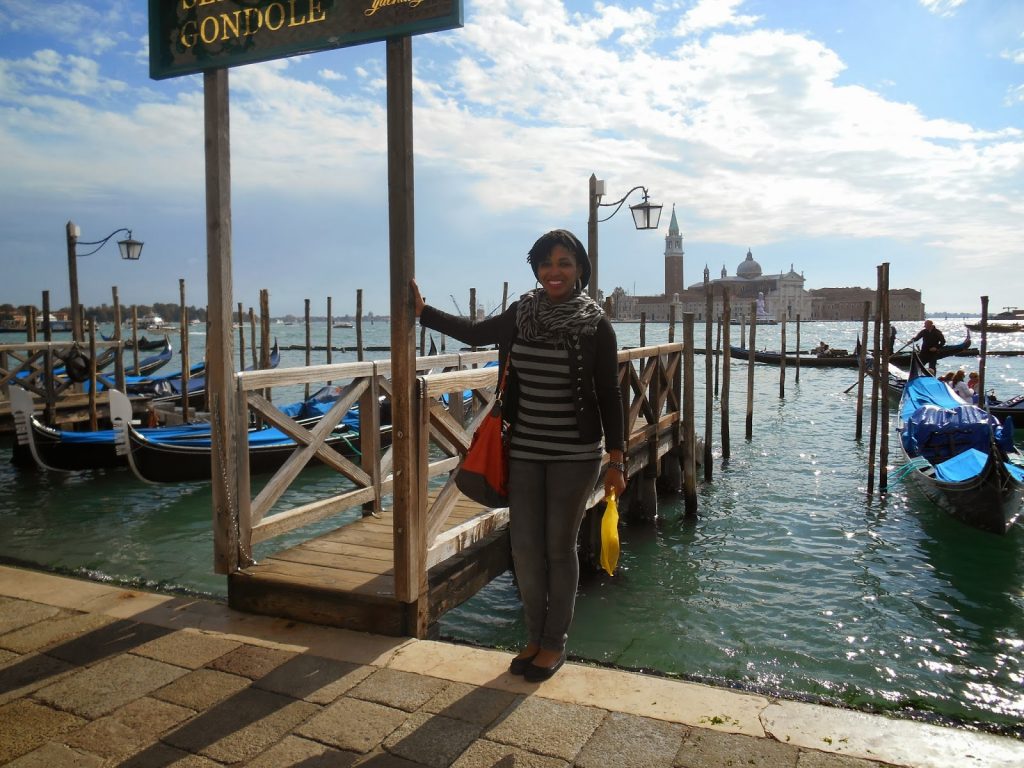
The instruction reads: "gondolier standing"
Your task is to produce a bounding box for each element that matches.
[911,320,945,373]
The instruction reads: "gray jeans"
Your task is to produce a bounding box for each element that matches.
[508,457,602,653]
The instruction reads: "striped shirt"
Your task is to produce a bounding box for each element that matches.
[508,339,602,462]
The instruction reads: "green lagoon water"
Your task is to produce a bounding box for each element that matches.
[2,318,1022,735]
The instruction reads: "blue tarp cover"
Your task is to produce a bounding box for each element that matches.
[934,448,1024,483]
[903,403,1001,461]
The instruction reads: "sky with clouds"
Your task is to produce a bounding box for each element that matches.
[0,0,1022,317]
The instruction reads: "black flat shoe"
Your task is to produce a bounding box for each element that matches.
[523,653,565,682]
[509,653,538,676]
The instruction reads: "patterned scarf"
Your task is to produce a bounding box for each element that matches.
[515,288,604,343]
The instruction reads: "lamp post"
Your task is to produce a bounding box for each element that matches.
[587,174,663,301]
[66,220,144,341]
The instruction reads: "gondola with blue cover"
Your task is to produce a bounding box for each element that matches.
[897,353,1024,533]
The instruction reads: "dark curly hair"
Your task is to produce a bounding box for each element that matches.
[526,229,592,288]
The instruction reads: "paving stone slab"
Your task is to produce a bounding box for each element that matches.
[348,667,451,712]
[0,651,75,705]
[0,698,86,763]
[0,647,16,664]
[246,734,360,768]
[34,653,189,719]
[420,681,519,726]
[575,710,687,768]
[64,696,194,760]
[206,641,296,678]
[383,710,482,768]
[0,596,61,635]
[132,628,242,668]
[796,750,893,767]
[297,695,409,753]
[3,740,104,768]
[254,652,373,703]
[485,695,606,761]
[116,741,225,767]
[43,618,174,666]
[0,610,113,654]
[162,685,319,763]
[674,728,800,768]
[153,667,252,710]
[450,739,571,768]
[353,749,431,767]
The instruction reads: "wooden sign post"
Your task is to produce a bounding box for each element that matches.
[149,1,464,580]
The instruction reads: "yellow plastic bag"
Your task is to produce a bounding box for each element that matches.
[599,491,620,576]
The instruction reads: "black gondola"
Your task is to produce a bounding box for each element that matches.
[732,332,972,369]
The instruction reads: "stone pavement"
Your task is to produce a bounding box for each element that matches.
[0,564,1020,768]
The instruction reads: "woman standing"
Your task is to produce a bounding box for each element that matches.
[411,229,626,682]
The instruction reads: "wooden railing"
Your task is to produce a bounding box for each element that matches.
[227,341,691,603]
[0,340,125,426]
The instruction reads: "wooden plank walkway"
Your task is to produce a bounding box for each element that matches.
[228,491,511,636]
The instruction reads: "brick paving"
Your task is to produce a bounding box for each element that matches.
[0,565,1021,768]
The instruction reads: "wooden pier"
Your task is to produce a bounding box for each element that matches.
[222,341,696,637]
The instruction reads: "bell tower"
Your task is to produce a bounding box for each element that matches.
[664,205,684,296]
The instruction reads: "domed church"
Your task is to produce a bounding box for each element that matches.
[606,207,922,322]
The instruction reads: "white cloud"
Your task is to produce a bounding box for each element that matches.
[673,0,761,37]
[1,0,1022,311]
[919,0,967,17]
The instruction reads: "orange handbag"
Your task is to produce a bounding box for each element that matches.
[455,364,510,507]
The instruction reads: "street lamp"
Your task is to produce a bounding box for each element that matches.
[587,174,663,301]
[66,220,144,341]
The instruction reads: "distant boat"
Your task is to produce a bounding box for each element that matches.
[333,321,354,328]
[964,321,1023,333]
[993,307,1024,320]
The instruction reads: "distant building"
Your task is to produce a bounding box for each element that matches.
[605,208,925,322]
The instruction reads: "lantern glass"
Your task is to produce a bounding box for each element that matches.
[118,236,144,260]
[630,201,663,230]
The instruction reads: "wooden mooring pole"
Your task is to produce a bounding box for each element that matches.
[303,299,311,400]
[795,314,801,383]
[239,302,247,374]
[704,271,713,480]
[683,313,697,514]
[745,300,756,440]
[720,287,731,460]
[326,296,333,367]
[179,279,190,422]
[88,321,98,430]
[356,288,365,361]
[879,263,890,494]
[978,295,989,407]
[854,301,869,440]
[111,287,125,393]
[866,266,883,498]
[779,318,786,399]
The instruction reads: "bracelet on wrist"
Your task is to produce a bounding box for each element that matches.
[608,461,626,474]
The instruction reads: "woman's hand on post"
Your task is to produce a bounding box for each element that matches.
[410,279,425,318]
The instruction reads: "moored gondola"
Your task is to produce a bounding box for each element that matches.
[896,353,1023,534]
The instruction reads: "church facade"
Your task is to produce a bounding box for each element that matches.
[605,207,924,322]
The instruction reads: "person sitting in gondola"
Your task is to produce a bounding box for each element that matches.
[911,320,945,373]
[967,371,980,402]
[814,340,829,354]
[952,370,972,401]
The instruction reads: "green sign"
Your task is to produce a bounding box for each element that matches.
[150,0,463,80]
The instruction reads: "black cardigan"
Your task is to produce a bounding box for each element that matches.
[420,302,625,453]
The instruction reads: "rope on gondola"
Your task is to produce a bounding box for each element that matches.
[890,457,932,484]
